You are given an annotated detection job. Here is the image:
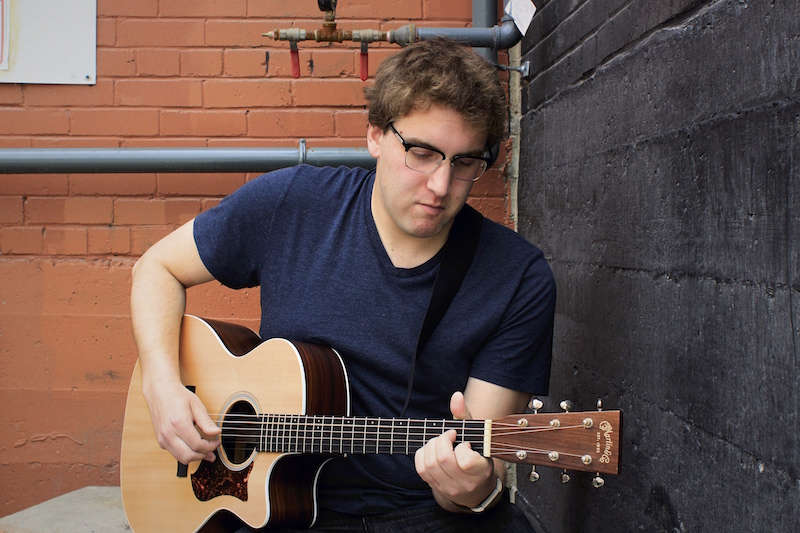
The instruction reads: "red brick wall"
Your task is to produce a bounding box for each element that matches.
[0,0,512,516]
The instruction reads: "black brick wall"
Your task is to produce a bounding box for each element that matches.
[515,1,799,531]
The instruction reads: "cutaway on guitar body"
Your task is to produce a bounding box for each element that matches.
[121,315,350,533]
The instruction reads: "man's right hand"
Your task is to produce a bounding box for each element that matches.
[143,378,222,465]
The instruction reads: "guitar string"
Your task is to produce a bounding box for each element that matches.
[210,436,593,462]
[208,414,594,461]
[209,415,587,437]
[207,414,587,436]
[207,412,588,430]
[207,421,597,462]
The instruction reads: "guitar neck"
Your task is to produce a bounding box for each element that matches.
[257,415,487,456]
[222,409,622,475]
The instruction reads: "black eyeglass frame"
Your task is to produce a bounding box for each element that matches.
[387,122,493,182]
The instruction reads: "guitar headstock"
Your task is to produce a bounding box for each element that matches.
[489,402,622,478]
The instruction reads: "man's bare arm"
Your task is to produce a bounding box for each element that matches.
[130,220,220,464]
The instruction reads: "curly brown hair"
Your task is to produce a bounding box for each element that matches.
[364,38,507,149]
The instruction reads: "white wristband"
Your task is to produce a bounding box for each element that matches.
[468,477,504,513]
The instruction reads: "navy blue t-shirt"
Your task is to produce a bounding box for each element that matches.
[193,164,555,515]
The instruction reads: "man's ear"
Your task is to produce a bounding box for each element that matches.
[367,123,385,159]
[487,142,500,167]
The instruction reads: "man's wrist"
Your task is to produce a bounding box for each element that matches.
[451,476,504,514]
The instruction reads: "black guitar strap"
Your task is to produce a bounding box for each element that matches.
[399,205,484,416]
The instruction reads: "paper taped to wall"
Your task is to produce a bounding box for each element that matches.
[504,0,537,37]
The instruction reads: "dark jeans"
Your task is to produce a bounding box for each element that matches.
[234,499,535,533]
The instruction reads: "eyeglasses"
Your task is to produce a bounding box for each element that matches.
[388,123,492,182]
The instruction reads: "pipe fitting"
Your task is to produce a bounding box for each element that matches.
[265,28,308,42]
[389,18,522,50]
[352,29,387,44]
[387,25,417,47]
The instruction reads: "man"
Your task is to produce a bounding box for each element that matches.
[130,38,555,532]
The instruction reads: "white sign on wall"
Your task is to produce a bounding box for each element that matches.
[0,0,96,84]
[1,0,10,71]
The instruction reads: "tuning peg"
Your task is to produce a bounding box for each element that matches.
[560,400,573,413]
[560,470,571,484]
[528,466,540,483]
[528,398,543,413]
[592,475,605,488]
[597,398,603,411]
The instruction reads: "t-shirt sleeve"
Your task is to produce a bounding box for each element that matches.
[192,169,293,289]
[468,252,556,395]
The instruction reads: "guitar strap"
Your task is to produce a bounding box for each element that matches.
[399,204,484,416]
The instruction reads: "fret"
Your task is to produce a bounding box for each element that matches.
[305,415,314,453]
[364,418,380,454]
[357,417,368,454]
[312,415,320,453]
[301,415,310,453]
[433,419,444,443]
[375,417,382,454]
[472,420,485,456]
[334,416,345,454]
[343,417,354,454]
[282,415,291,453]
[388,418,396,454]
[286,415,295,453]
[274,415,283,452]
[282,415,290,453]
[300,414,307,453]
[460,419,485,455]
[376,418,393,455]
[302,415,309,454]
[331,416,338,453]
[287,415,295,453]
[320,415,331,454]
[408,418,425,453]
[272,416,283,452]
[259,413,266,452]
[443,419,463,442]
[392,418,407,454]
[298,415,306,453]
[269,414,276,452]
[260,413,269,452]
[334,415,343,454]
[288,414,297,453]
[271,414,279,452]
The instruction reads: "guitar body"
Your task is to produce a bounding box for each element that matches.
[121,316,623,532]
[121,315,349,533]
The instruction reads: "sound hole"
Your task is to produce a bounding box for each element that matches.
[221,400,258,466]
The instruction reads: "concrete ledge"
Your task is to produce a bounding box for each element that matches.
[0,486,130,533]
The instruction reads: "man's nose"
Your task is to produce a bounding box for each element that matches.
[426,160,453,197]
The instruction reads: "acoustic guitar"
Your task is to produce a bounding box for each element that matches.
[120,315,621,532]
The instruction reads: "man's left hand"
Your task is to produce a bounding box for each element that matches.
[414,392,501,511]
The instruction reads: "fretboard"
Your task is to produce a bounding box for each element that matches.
[256,415,487,456]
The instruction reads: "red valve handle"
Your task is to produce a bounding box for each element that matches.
[360,43,368,81]
[290,42,300,79]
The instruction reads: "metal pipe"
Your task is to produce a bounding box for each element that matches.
[389,17,521,50]
[0,145,375,174]
[473,0,499,61]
